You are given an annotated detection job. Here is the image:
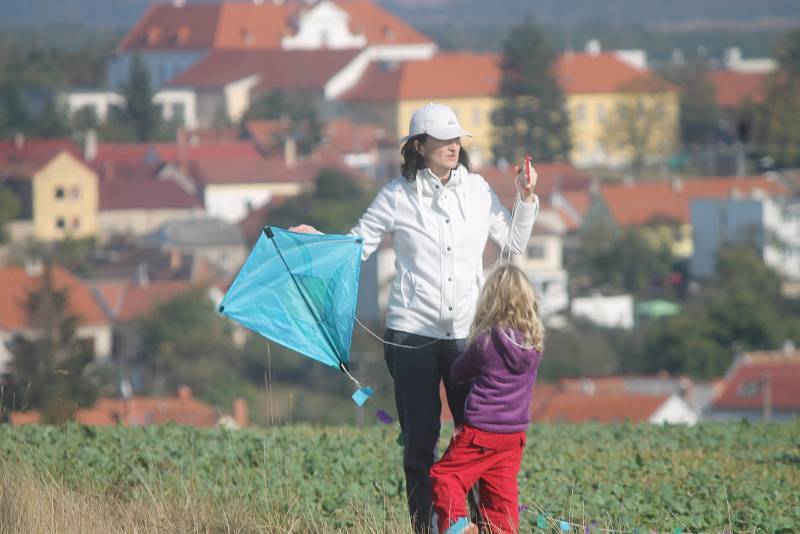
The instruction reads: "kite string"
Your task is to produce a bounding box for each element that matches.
[354,317,440,349]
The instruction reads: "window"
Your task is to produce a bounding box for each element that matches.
[737,380,761,398]
[69,186,80,200]
[56,217,66,230]
[55,187,65,200]
[574,103,586,123]
[596,103,607,123]
[527,243,545,260]
[72,217,80,230]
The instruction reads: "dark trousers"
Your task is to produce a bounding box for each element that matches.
[384,328,475,534]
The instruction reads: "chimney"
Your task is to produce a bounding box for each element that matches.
[84,129,98,162]
[103,160,115,181]
[134,262,149,287]
[173,0,186,6]
[233,398,249,428]
[13,132,25,150]
[177,385,192,402]
[284,136,297,169]
[671,177,683,193]
[24,258,44,277]
[176,127,188,175]
[585,39,601,56]
[169,249,182,270]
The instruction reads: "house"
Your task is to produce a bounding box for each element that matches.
[191,156,316,223]
[554,45,680,169]
[0,264,112,373]
[531,375,698,424]
[109,0,436,90]
[588,175,791,258]
[96,163,205,240]
[570,293,634,329]
[690,195,800,281]
[144,216,248,274]
[341,52,501,165]
[1,141,99,242]
[10,386,249,428]
[704,348,800,421]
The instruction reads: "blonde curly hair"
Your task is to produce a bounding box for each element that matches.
[469,264,544,351]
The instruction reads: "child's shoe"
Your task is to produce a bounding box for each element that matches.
[444,517,479,534]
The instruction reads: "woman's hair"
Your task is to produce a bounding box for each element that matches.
[469,264,545,351]
[400,134,471,181]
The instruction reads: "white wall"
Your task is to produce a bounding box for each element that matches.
[58,91,125,122]
[649,394,698,425]
[571,294,634,329]
[281,1,367,50]
[154,89,199,129]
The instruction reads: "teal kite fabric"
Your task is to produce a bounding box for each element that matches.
[218,226,363,370]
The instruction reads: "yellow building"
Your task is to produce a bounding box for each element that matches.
[2,148,99,241]
[341,52,501,166]
[555,52,680,169]
[342,50,679,171]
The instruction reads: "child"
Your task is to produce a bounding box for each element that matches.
[429,264,544,534]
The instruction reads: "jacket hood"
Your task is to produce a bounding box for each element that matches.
[490,327,542,374]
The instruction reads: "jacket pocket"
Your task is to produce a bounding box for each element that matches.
[392,267,416,308]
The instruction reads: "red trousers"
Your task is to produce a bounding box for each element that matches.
[429,424,526,534]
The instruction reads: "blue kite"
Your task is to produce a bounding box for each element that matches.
[218,226,372,405]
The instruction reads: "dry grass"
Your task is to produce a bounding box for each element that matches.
[0,463,408,534]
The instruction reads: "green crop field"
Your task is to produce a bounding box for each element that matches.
[0,421,798,533]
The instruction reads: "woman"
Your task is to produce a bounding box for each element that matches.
[291,102,538,533]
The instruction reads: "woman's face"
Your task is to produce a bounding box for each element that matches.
[417,136,461,174]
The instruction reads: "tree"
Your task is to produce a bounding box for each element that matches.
[0,83,30,135]
[265,167,373,234]
[4,264,98,423]
[491,17,571,164]
[0,188,20,244]
[120,55,162,142]
[660,59,722,147]
[242,90,322,155]
[602,81,674,176]
[754,29,800,167]
[568,222,676,296]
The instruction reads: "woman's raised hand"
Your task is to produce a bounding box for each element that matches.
[288,224,323,234]
[513,155,538,203]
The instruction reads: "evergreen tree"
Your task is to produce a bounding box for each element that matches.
[660,59,722,147]
[0,188,20,244]
[491,17,571,164]
[121,55,162,141]
[755,29,800,167]
[0,83,30,135]
[5,264,98,423]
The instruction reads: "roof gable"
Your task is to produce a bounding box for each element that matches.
[712,351,800,411]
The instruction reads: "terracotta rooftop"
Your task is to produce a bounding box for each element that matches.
[10,387,248,428]
[531,391,672,423]
[94,141,262,166]
[114,280,196,322]
[712,350,800,411]
[168,49,361,91]
[323,118,392,153]
[237,195,289,244]
[99,176,201,211]
[479,162,591,207]
[0,265,109,331]
[600,176,790,226]
[191,157,317,186]
[555,52,676,94]
[341,52,501,101]
[708,70,768,108]
[119,0,432,53]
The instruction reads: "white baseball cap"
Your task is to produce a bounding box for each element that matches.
[400,102,471,144]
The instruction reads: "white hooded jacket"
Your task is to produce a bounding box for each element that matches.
[349,165,538,339]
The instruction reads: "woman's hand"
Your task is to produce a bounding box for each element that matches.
[513,160,538,203]
[288,224,323,234]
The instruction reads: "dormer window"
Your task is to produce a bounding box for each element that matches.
[241,28,255,45]
[736,380,761,398]
[176,26,190,45]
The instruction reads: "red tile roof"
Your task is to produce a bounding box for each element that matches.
[191,157,316,186]
[708,70,768,108]
[341,52,501,101]
[479,162,590,207]
[555,52,676,94]
[119,0,432,53]
[0,138,81,164]
[94,141,262,165]
[712,351,800,410]
[238,195,289,244]
[531,391,671,423]
[324,118,392,153]
[0,265,109,331]
[115,280,195,322]
[168,49,360,91]
[118,4,221,52]
[99,175,201,211]
[10,387,246,428]
[245,119,291,152]
[600,176,790,226]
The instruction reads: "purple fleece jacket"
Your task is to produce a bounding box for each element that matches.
[451,327,543,433]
